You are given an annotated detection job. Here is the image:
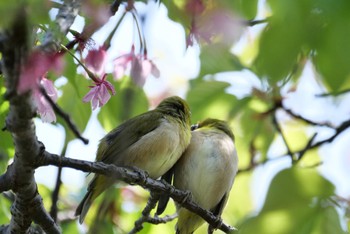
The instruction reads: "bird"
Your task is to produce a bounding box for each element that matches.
[75,96,192,224]
[173,118,238,234]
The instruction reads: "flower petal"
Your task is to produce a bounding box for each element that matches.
[18,51,64,94]
[32,89,57,123]
[150,61,160,78]
[130,58,147,87]
[98,84,111,106]
[85,46,107,76]
[40,78,58,102]
[102,80,116,95]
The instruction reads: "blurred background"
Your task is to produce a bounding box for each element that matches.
[1,0,350,233]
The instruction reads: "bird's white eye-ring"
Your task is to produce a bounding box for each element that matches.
[190,124,199,131]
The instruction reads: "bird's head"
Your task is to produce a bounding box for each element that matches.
[193,118,235,141]
[156,96,191,126]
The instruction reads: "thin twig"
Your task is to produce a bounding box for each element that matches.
[245,18,269,26]
[144,213,177,225]
[130,9,144,52]
[49,145,68,221]
[282,106,334,128]
[305,119,350,150]
[296,133,318,161]
[272,111,294,161]
[39,86,89,144]
[316,88,350,97]
[129,192,160,234]
[104,11,127,49]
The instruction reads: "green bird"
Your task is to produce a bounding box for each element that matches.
[173,118,238,234]
[75,96,192,224]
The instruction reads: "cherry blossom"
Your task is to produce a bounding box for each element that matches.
[32,78,58,123]
[85,46,107,76]
[83,74,116,110]
[18,50,64,94]
[113,46,160,87]
[185,6,242,47]
[185,0,205,15]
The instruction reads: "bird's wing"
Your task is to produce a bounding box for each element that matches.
[156,167,174,215]
[96,111,163,164]
[208,193,229,233]
[211,192,229,217]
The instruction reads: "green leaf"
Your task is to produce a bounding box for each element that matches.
[61,221,79,233]
[162,0,191,29]
[313,12,350,91]
[254,0,312,84]
[239,168,342,234]
[28,0,51,25]
[254,20,303,84]
[57,76,92,143]
[62,54,77,86]
[98,78,149,132]
[0,0,21,28]
[0,196,11,224]
[186,79,238,123]
[199,44,244,77]
[262,168,334,210]
[233,0,259,19]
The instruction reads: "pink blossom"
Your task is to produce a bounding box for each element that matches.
[130,59,160,87]
[83,74,116,110]
[185,0,205,15]
[113,46,160,87]
[113,47,136,79]
[186,9,242,47]
[85,46,107,76]
[70,30,95,52]
[32,78,58,123]
[18,50,64,93]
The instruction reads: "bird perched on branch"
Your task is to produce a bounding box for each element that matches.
[75,96,192,224]
[173,118,238,234]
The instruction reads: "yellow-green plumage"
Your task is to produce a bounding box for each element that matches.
[75,96,192,223]
[174,119,238,234]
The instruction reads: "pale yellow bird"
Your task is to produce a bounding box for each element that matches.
[173,118,238,234]
[75,96,192,224]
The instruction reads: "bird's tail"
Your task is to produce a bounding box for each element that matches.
[75,175,114,224]
[75,191,93,224]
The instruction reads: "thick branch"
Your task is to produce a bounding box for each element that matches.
[0,164,14,192]
[41,0,81,52]
[36,152,236,233]
[1,1,81,233]
[1,7,43,233]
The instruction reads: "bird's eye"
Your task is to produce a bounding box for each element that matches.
[191,124,199,131]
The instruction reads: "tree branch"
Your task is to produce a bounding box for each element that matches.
[281,105,334,128]
[272,112,294,161]
[129,192,160,234]
[0,164,14,192]
[36,151,237,233]
[0,1,81,233]
[40,0,82,52]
